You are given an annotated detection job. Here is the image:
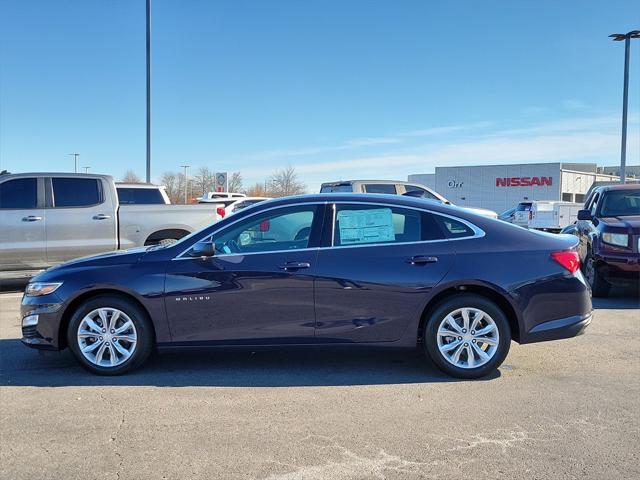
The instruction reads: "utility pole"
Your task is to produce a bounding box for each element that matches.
[609,30,639,183]
[180,165,190,204]
[82,166,90,173]
[68,153,79,173]
[146,0,152,183]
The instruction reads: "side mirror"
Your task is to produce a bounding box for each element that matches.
[190,240,215,258]
[577,209,592,221]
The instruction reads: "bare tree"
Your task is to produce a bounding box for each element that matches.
[122,170,142,183]
[245,182,269,197]
[269,165,306,197]
[194,167,215,196]
[228,171,243,193]
[159,172,179,203]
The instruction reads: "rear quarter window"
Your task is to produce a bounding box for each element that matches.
[434,215,476,239]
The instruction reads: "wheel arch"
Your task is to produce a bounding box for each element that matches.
[144,228,191,246]
[58,288,156,349]
[417,283,521,344]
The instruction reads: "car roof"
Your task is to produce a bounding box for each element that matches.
[0,172,113,180]
[595,183,640,192]
[321,179,421,186]
[116,183,165,189]
[256,193,469,216]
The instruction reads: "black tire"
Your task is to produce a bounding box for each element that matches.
[66,295,154,375]
[583,251,611,298]
[423,294,511,379]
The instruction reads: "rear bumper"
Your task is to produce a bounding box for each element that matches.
[519,312,592,344]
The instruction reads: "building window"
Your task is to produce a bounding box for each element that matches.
[575,194,585,203]
[562,193,574,202]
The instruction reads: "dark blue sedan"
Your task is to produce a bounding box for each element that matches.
[20,194,592,378]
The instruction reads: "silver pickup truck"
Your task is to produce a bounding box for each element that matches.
[0,172,221,279]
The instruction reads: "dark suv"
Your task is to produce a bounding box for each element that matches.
[574,184,640,296]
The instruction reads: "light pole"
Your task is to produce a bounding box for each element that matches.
[146,0,152,183]
[82,166,90,173]
[68,153,80,173]
[180,165,190,204]
[609,30,640,183]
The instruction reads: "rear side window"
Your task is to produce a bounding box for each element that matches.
[333,204,444,246]
[363,184,397,194]
[320,184,353,193]
[52,178,102,207]
[117,187,165,205]
[434,215,476,239]
[0,178,37,209]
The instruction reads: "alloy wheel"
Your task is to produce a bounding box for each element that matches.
[436,307,499,369]
[77,308,137,367]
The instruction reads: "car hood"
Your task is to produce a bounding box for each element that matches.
[600,216,640,232]
[41,247,149,274]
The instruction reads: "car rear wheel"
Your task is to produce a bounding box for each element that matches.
[423,294,511,379]
[67,295,153,375]
[583,251,611,298]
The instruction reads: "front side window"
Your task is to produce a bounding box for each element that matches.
[188,205,318,256]
[52,178,102,207]
[363,184,397,194]
[0,178,37,209]
[333,204,443,246]
[590,193,600,216]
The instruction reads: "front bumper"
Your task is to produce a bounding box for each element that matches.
[595,252,640,285]
[20,294,65,350]
[520,312,592,344]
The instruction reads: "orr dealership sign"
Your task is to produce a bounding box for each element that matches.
[495,176,553,187]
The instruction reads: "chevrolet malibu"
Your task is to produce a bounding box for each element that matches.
[20,194,592,378]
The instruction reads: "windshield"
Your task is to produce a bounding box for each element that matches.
[516,203,532,211]
[320,184,352,193]
[599,189,640,217]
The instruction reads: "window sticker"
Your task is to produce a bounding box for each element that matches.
[337,208,395,245]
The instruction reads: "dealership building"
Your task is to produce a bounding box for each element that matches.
[408,162,640,214]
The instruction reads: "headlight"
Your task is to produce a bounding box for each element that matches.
[25,282,63,297]
[602,232,629,247]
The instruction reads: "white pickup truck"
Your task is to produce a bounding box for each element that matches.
[0,172,221,279]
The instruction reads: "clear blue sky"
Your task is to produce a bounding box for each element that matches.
[1,0,639,191]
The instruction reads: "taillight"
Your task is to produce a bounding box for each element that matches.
[217,206,226,218]
[551,251,580,274]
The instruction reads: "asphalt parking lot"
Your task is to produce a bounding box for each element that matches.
[0,288,638,480]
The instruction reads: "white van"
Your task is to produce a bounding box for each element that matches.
[528,201,582,232]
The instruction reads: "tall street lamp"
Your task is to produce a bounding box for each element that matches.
[146,0,152,183]
[609,30,640,183]
[68,153,80,173]
[180,165,190,204]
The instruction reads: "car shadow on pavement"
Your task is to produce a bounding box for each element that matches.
[591,286,640,310]
[0,340,500,387]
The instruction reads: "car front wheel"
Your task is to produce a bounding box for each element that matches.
[583,251,611,298]
[67,295,153,375]
[423,294,511,379]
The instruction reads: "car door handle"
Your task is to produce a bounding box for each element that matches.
[407,255,438,265]
[22,216,43,222]
[93,214,112,220]
[279,261,311,270]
